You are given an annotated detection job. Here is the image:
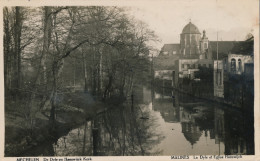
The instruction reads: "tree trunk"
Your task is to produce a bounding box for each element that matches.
[97,46,103,95]
[82,50,88,93]
[42,7,52,86]
[49,63,57,129]
[14,7,23,96]
[92,48,97,95]
[103,75,113,100]
[3,8,11,92]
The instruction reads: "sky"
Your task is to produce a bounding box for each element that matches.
[0,0,258,52]
[127,0,258,50]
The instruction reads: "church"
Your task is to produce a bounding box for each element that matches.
[156,22,239,87]
[159,21,237,60]
[180,22,211,59]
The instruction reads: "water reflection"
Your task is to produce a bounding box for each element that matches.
[152,87,254,155]
[54,95,164,156]
[54,122,93,156]
[51,86,254,156]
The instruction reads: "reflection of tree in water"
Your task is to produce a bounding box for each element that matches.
[20,140,55,156]
[53,102,164,156]
[54,122,93,156]
[94,103,164,155]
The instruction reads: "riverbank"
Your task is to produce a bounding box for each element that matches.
[4,92,115,157]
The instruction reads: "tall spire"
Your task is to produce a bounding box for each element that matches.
[202,30,206,38]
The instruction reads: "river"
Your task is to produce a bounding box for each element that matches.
[22,86,254,156]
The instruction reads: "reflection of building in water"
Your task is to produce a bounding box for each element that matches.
[225,137,247,155]
[179,106,195,123]
[213,106,253,155]
[152,89,182,123]
[180,106,202,147]
[223,109,254,155]
[181,122,202,147]
[153,86,173,99]
[161,106,180,123]
[153,97,180,123]
[209,129,215,139]
[214,108,225,144]
[179,104,224,151]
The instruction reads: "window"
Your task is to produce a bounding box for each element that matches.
[191,64,195,69]
[238,59,242,72]
[198,64,201,68]
[203,64,206,67]
[231,58,236,73]
[233,141,238,153]
[187,64,190,69]
[182,64,184,69]
[204,43,207,49]
[163,51,168,55]
[215,72,218,85]
[240,141,244,153]
[224,59,227,71]
[219,71,222,85]
[209,64,212,68]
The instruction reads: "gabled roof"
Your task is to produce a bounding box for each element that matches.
[209,41,240,59]
[160,44,180,56]
[161,44,180,52]
[230,37,254,55]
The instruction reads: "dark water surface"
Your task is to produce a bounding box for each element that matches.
[24,87,254,156]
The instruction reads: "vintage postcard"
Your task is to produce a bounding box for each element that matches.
[0,0,259,161]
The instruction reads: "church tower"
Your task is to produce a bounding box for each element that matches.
[200,30,210,59]
[200,30,209,53]
[180,22,201,57]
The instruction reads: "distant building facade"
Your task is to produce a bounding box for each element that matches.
[175,59,213,85]
[156,21,253,104]
[159,22,238,60]
[171,22,214,86]
[213,60,224,97]
[156,22,239,87]
[213,52,253,98]
[160,22,212,59]
[180,22,202,56]
[223,54,253,75]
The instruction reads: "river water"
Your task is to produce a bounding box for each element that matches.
[25,86,254,156]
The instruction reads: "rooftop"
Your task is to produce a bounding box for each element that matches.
[182,22,201,34]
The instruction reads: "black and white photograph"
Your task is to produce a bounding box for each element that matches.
[1,0,259,159]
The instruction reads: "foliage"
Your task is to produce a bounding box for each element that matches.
[4,6,158,129]
[194,66,213,82]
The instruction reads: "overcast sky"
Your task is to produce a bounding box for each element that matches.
[1,0,258,51]
[127,0,258,50]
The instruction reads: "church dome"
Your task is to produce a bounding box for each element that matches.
[182,22,201,34]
